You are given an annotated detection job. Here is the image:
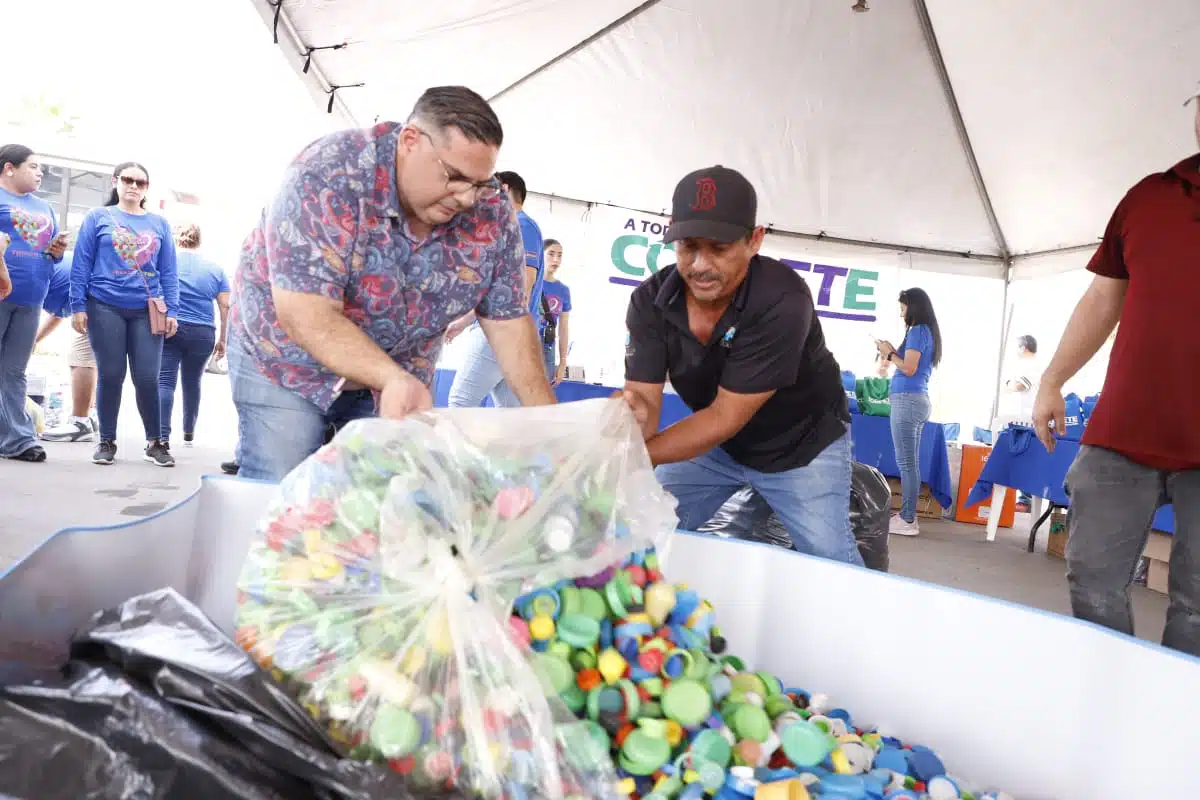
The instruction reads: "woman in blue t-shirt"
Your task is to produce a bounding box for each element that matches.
[877,288,942,537]
[538,239,572,385]
[70,161,179,468]
[0,144,67,463]
[157,223,229,447]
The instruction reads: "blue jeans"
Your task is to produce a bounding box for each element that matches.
[228,344,376,481]
[447,323,519,408]
[0,302,39,457]
[87,298,163,442]
[158,322,216,441]
[543,344,556,378]
[656,431,864,565]
[890,392,931,523]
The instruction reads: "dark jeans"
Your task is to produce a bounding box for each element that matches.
[158,322,216,441]
[87,298,163,442]
[1065,445,1200,656]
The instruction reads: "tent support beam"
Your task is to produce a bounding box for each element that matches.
[913,0,1010,260]
[247,0,358,125]
[488,0,666,104]
[1013,241,1101,261]
[990,259,1014,422]
[531,191,1007,270]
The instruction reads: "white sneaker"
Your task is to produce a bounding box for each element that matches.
[889,514,920,536]
[41,416,96,443]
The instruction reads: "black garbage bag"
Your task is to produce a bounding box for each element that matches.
[696,462,891,572]
[0,588,466,800]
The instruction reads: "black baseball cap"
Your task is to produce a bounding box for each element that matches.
[663,165,757,244]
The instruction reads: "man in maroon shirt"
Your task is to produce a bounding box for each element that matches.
[1033,90,1200,656]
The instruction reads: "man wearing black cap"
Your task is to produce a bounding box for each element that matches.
[621,166,863,566]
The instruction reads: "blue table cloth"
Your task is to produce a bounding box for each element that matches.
[434,368,953,508]
[965,428,1175,534]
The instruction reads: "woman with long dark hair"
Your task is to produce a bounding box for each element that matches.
[877,287,942,536]
[0,144,67,462]
[70,160,179,467]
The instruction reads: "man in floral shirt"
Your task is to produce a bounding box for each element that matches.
[228,86,555,480]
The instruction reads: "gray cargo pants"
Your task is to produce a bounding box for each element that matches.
[1065,445,1200,656]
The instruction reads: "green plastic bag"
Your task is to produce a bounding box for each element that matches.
[855,377,891,417]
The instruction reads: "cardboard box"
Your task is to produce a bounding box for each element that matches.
[954,444,1016,528]
[887,477,943,520]
[1143,530,1172,595]
[1147,559,1169,595]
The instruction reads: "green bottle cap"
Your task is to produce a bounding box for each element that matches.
[369,704,421,759]
[557,613,601,649]
[731,704,771,743]
[561,684,586,714]
[532,653,574,695]
[579,588,608,621]
[559,586,583,616]
[690,728,732,767]
[779,720,836,768]
[661,678,713,728]
[620,729,671,776]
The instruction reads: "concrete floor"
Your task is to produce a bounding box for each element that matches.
[0,364,1172,645]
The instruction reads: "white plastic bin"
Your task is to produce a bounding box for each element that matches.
[0,475,1196,799]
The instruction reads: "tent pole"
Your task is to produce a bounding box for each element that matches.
[989,260,1014,423]
[912,0,1009,260]
[488,0,666,104]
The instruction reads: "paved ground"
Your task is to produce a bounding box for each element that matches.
[0,358,1173,645]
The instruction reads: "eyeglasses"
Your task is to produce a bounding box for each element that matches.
[119,175,149,190]
[412,127,500,200]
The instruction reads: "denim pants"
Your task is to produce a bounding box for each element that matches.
[158,322,216,441]
[1065,445,1200,656]
[655,431,864,565]
[0,302,39,457]
[87,298,163,442]
[447,323,519,408]
[228,344,376,481]
[890,392,931,523]
[543,344,556,378]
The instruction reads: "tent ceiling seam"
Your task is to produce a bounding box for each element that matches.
[250,0,358,124]
[487,0,666,104]
[913,0,1010,260]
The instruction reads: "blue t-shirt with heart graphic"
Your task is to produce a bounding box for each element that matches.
[0,186,61,307]
[70,207,179,317]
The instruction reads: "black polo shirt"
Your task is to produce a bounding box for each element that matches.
[625,255,849,472]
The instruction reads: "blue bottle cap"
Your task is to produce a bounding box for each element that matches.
[873,747,909,775]
[908,748,946,782]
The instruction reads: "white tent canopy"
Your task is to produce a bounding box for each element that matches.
[248,0,1198,277]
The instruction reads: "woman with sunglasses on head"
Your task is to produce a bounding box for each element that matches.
[0,144,67,463]
[157,223,229,449]
[70,161,179,467]
[876,288,942,537]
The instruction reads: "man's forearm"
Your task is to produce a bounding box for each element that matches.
[217,305,229,343]
[278,298,404,390]
[646,407,733,466]
[36,314,62,344]
[483,315,556,405]
[1042,280,1124,389]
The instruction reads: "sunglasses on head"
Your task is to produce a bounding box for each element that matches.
[119,175,148,190]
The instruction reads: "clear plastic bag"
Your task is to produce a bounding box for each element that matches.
[234,398,677,799]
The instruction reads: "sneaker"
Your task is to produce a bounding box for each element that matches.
[183,432,194,447]
[6,445,47,462]
[889,514,920,537]
[41,416,96,443]
[221,459,240,476]
[92,440,117,465]
[144,440,175,468]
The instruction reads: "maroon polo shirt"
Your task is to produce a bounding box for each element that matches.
[1082,154,1200,470]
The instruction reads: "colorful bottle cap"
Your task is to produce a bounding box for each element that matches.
[690,728,733,767]
[779,721,835,768]
[754,778,812,800]
[580,588,609,620]
[368,704,421,759]
[909,748,946,782]
[661,678,712,728]
[531,653,575,695]
[619,729,672,776]
[557,613,601,648]
[731,704,771,743]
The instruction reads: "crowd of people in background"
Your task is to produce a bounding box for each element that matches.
[0,147,230,468]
